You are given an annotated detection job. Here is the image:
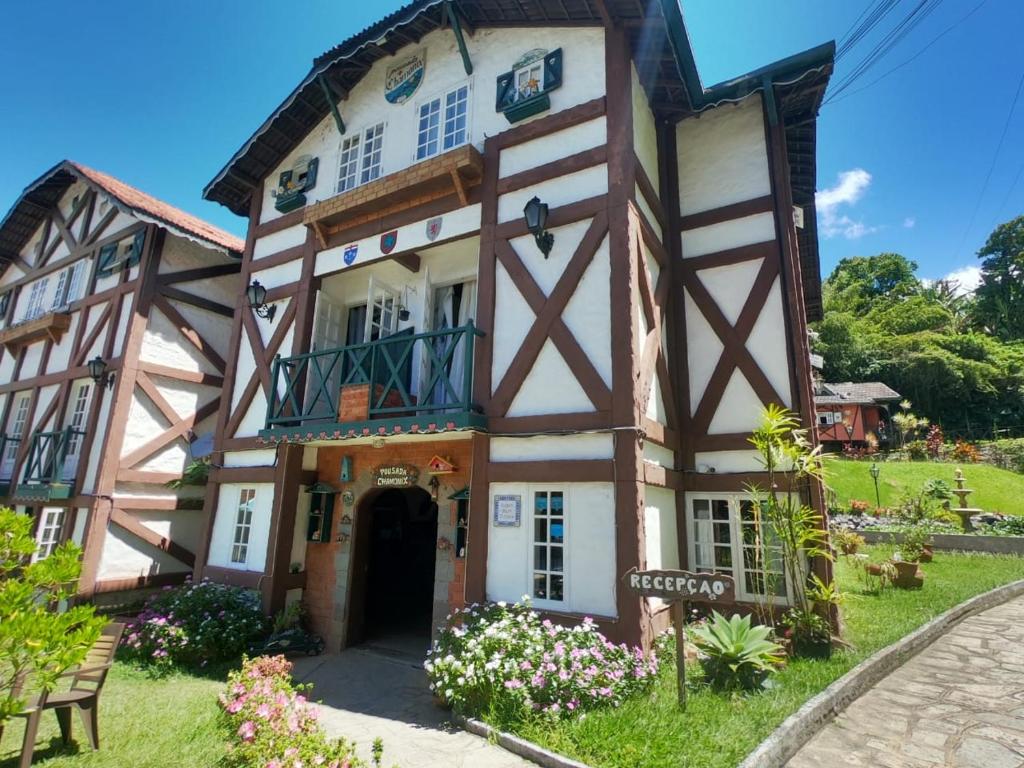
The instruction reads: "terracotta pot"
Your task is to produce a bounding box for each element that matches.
[893,560,923,589]
[866,563,883,576]
[919,546,934,563]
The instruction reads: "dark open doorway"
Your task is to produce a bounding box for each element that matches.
[348,486,438,650]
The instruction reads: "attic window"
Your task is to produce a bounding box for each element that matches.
[97,229,145,277]
[495,48,563,124]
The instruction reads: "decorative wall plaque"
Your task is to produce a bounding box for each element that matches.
[493,494,521,527]
[385,51,426,104]
[373,464,419,488]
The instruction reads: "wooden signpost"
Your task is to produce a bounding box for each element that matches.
[623,568,736,707]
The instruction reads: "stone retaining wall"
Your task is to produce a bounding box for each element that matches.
[859,530,1024,556]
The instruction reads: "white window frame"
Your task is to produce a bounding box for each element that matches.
[528,486,567,609]
[336,122,385,194]
[231,488,256,564]
[513,59,545,103]
[23,278,49,321]
[685,493,790,605]
[51,261,86,311]
[415,81,472,161]
[34,508,66,561]
[64,381,91,459]
[5,393,30,462]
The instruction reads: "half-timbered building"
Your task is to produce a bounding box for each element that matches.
[198,0,834,650]
[0,161,243,600]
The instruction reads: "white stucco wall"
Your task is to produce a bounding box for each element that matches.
[208,482,275,571]
[489,433,613,462]
[631,65,659,195]
[257,26,606,226]
[97,509,203,580]
[643,484,679,571]
[486,481,616,617]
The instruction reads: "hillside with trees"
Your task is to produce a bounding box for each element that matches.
[813,215,1024,437]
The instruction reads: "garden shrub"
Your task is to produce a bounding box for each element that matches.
[905,440,929,461]
[951,439,980,463]
[690,612,783,691]
[425,600,659,722]
[120,580,266,673]
[925,425,944,458]
[219,655,366,768]
[981,517,1024,537]
[848,499,870,515]
[831,527,865,555]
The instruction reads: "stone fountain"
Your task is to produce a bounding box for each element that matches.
[948,467,983,532]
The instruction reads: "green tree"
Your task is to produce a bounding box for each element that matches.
[0,507,105,723]
[972,215,1024,341]
[823,253,922,316]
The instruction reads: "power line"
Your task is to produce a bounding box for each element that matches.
[826,0,988,105]
[827,0,945,103]
[836,0,902,61]
[954,66,1024,259]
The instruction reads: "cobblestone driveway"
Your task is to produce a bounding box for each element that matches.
[292,648,535,768]
[787,595,1024,767]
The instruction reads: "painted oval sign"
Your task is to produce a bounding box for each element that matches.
[623,569,735,603]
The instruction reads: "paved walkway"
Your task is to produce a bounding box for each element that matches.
[788,595,1024,768]
[292,648,534,768]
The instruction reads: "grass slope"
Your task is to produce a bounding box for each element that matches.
[0,666,224,768]
[826,458,1024,515]
[506,548,1024,768]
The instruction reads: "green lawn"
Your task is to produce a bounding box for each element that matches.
[0,666,225,768]
[503,547,1024,768]
[826,458,1024,515]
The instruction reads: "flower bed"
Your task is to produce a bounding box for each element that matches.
[219,655,363,768]
[119,580,266,673]
[425,600,659,722]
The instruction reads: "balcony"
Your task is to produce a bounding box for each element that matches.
[261,323,486,442]
[15,427,85,502]
[303,145,484,245]
[0,434,20,496]
[0,311,71,351]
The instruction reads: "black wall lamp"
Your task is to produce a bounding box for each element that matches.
[87,356,115,390]
[246,279,276,322]
[523,196,554,258]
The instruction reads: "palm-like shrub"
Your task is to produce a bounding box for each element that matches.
[690,612,783,691]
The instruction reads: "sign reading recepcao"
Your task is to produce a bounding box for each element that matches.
[373,464,419,488]
[623,568,736,708]
[492,494,521,527]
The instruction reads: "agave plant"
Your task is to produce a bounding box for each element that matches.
[690,611,784,691]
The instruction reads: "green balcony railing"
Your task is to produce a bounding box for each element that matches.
[21,426,85,486]
[266,322,484,431]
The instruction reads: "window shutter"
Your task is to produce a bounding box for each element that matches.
[495,70,515,111]
[129,229,146,265]
[543,48,563,92]
[0,292,9,318]
[302,158,319,191]
[97,243,118,276]
[278,169,293,191]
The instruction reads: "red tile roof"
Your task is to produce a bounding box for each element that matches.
[69,162,244,254]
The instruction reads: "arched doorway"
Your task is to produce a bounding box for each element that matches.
[347,486,438,649]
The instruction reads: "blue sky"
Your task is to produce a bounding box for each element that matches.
[1,1,1021,288]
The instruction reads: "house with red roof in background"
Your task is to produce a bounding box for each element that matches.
[815,381,901,451]
[0,160,243,603]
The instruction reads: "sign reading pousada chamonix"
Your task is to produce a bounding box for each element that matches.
[624,569,735,603]
[623,568,735,708]
[374,464,419,488]
[385,51,426,104]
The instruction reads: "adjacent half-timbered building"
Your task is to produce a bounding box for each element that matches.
[0,161,242,601]
[198,0,834,650]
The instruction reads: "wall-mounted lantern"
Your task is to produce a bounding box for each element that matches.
[87,356,115,390]
[246,280,276,322]
[523,196,554,258]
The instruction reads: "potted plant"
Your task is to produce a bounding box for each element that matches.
[893,526,928,588]
[781,608,832,659]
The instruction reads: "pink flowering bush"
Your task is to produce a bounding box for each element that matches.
[425,599,659,722]
[119,580,266,673]
[219,655,365,768]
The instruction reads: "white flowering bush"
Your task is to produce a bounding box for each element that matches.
[425,599,659,721]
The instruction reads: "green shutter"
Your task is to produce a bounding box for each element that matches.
[307,492,335,542]
[97,243,118,277]
[495,70,515,111]
[543,48,563,91]
[302,158,318,191]
[126,229,146,269]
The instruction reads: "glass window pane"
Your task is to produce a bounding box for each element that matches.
[533,573,547,599]
[534,545,547,571]
[550,546,563,572]
[693,499,710,519]
[712,500,730,521]
[550,521,564,544]
[715,546,732,568]
[534,518,547,542]
[549,575,564,601]
[535,492,548,515]
[550,492,563,516]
